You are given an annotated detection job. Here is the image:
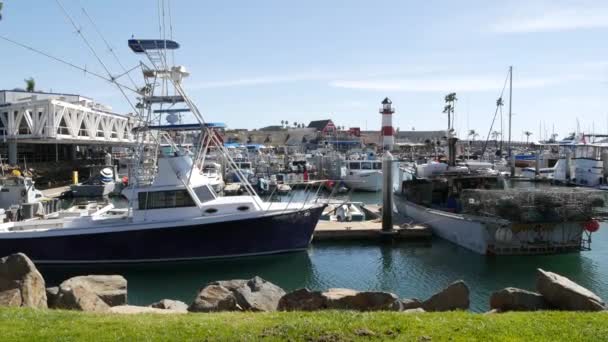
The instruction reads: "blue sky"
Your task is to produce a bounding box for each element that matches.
[1,0,608,140]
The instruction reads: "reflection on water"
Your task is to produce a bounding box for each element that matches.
[39,252,316,306]
[39,230,608,312]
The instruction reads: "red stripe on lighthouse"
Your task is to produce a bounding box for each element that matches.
[381,126,394,135]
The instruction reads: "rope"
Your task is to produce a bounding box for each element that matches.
[0,35,137,93]
[55,0,138,113]
[79,5,139,89]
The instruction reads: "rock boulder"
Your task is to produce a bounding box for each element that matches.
[278,288,326,311]
[490,287,550,312]
[189,277,285,312]
[401,298,423,310]
[46,287,60,308]
[422,280,469,312]
[323,288,402,311]
[279,288,402,311]
[59,275,127,307]
[233,277,286,312]
[0,253,47,308]
[536,269,605,311]
[54,285,110,312]
[149,299,189,312]
[111,305,187,315]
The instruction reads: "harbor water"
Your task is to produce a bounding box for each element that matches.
[44,190,608,312]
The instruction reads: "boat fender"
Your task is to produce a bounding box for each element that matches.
[583,220,600,233]
[495,227,513,243]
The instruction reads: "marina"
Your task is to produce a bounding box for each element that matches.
[1,3,608,338]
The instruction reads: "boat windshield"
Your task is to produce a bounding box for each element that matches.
[373,162,382,170]
[349,162,360,170]
[193,186,215,202]
[361,162,372,170]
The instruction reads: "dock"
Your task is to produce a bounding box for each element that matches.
[40,185,71,198]
[313,220,432,241]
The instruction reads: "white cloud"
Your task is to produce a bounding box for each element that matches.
[189,72,329,89]
[493,6,608,33]
[328,74,578,92]
[186,65,446,89]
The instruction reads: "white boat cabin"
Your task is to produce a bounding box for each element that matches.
[346,160,382,171]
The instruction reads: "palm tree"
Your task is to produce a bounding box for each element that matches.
[280,120,284,128]
[491,130,500,147]
[24,77,35,92]
[293,122,297,128]
[284,121,289,127]
[550,133,558,142]
[524,131,533,144]
[468,129,479,141]
[443,92,457,130]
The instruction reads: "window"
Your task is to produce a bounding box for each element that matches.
[194,186,215,203]
[361,162,372,170]
[138,189,196,210]
[349,162,360,170]
[373,162,382,170]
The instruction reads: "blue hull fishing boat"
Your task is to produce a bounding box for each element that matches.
[0,38,325,263]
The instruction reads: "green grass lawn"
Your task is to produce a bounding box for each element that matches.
[1,308,606,341]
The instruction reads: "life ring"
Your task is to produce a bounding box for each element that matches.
[583,220,600,233]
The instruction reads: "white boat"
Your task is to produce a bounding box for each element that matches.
[342,160,383,192]
[521,167,554,179]
[0,173,61,221]
[553,142,608,188]
[201,162,225,193]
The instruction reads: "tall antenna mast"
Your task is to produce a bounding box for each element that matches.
[508,65,514,177]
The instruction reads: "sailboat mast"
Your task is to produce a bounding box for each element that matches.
[508,66,514,177]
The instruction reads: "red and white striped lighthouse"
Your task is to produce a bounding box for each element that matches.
[380,97,395,150]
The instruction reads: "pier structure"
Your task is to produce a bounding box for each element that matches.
[380,97,395,151]
[0,90,141,165]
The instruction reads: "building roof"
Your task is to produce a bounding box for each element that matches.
[307,119,333,130]
[381,97,392,105]
[0,89,85,98]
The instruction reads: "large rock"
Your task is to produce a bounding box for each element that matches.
[422,280,469,312]
[0,253,47,308]
[536,269,605,311]
[323,288,402,311]
[279,288,402,312]
[278,288,326,311]
[490,287,551,312]
[0,288,22,307]
[401,298,423,310]
[54,285,110,312]
[189,284,240,312]
[59,275,127,307]
[189,277,285,312]
[110,305,187,315]
[233,277,286,312]
[149,299,189,312]
[46,287,60,308]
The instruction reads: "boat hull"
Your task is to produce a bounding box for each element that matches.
[343,171,382,192]
[395,197,489,254]
[0,206,324,264]
[394,195,586,255]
